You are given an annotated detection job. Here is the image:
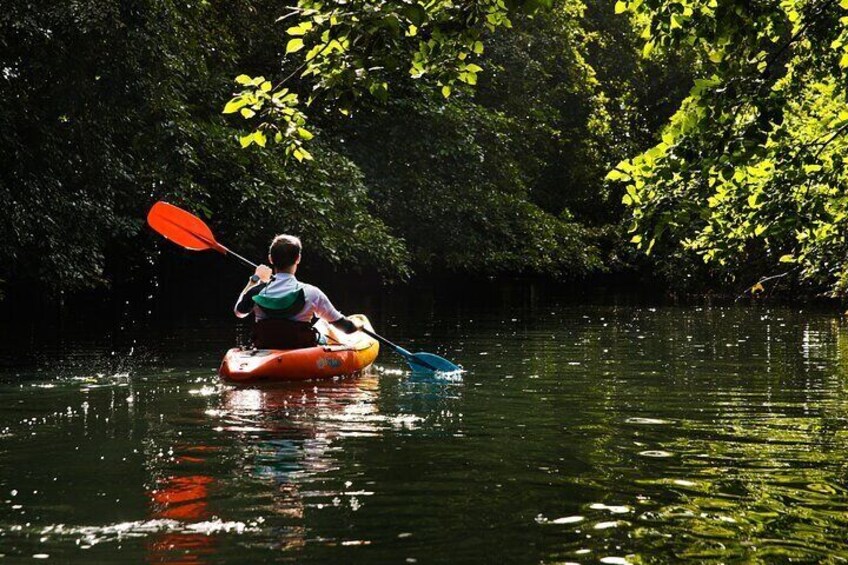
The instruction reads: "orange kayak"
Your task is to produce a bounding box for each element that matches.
[219,314,379,383]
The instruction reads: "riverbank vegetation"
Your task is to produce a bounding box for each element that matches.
[2,0,844,298]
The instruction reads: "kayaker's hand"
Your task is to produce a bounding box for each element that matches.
[333,317,363,334]
[254,264,273,283]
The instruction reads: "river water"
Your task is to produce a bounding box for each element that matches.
[2,291,848,563]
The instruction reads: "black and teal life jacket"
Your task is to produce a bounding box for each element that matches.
[252,286,306,319]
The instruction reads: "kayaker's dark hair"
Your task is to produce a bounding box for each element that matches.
[269,234,302,270]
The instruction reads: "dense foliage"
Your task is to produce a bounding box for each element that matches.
[224,0,690,278]
[0,0,408,295]
[3,0,685,297]
[608,0,848,295]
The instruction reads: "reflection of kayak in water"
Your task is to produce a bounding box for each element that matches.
[220,314,379,384]
[147,474,215,563]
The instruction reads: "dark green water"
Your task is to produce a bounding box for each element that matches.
[2,300,848,563]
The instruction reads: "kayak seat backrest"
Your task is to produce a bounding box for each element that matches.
[252,318,318,349]
[251,288,316,349]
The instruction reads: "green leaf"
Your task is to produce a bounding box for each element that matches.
[239,133,254,148]
[779,254,795,263]
[260,81,272,92]
[459,72,478,86]
[223,97,247,114]
[286,38,305,54]
[297,127,313,140]
[605,169,630,181]
[287,22,313,35]
[368,81,388,102]
[473,41,484,54]
[670,14,683,29]
[465,63,483,73]
[305,44,322,62]
[254,131,267,147]
[441,85,452,98]
[614,1,627,14]
[234,74,252,85]
[239,108,255,119]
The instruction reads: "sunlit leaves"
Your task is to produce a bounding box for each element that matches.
[223,75,314,159]
[226,0,536,160]
[608,0,848,294]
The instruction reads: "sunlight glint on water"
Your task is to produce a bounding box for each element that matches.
[1,304,848,563]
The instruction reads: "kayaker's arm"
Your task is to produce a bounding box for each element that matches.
[308,287,363,334]
[234,283,264,318]
[234,265,272,318]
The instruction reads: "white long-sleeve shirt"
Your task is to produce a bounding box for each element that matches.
[234,273,344,322]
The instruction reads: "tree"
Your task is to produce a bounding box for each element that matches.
[0,0,409,295]
[225,0,691,279]
[608,0,848,295]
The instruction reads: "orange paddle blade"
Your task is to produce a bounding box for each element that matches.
[147,201,225,253]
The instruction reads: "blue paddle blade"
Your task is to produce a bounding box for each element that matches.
[407,352,462,373]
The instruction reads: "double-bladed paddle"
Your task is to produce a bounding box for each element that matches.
[146,201,462,374]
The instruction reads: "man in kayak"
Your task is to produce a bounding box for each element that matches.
[234,234,362,349]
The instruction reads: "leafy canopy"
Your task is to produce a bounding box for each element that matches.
[608,0,848,294]
[224,0,553,158]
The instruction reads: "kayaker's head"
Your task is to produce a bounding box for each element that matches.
[268,234,302,274]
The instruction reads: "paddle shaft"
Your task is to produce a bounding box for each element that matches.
[360,328,439,371]
[218,244,258,270]
[361,328,406,354]
[184,227,258,269]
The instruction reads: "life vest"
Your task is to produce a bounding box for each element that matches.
[251,287,318,349]
[252,287,306,318]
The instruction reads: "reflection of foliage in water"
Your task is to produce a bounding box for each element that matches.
[513,307,848,563]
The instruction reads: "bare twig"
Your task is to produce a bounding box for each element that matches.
[734,267,800,302]
[813,120,848,158]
